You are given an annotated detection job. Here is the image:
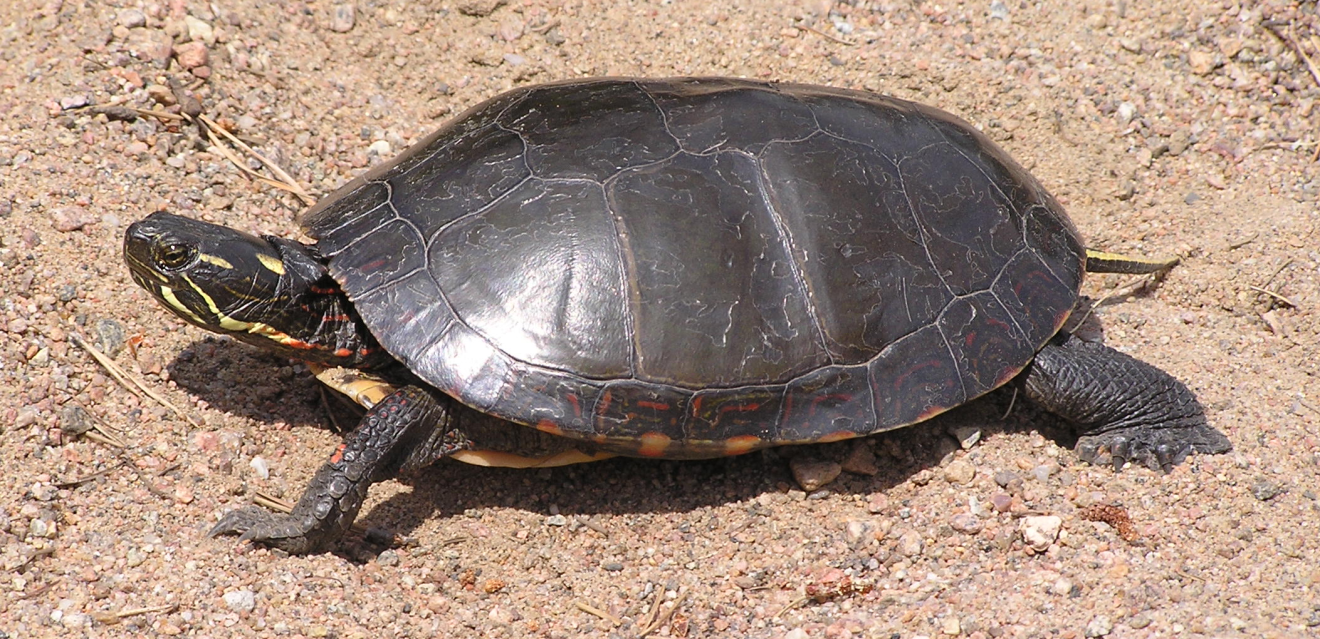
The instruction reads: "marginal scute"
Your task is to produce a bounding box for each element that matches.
[312,78,1083,454]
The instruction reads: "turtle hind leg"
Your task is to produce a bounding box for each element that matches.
[1021,333,1231,472]
[209,386,466,554]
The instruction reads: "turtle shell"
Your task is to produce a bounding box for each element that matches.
[300,77,1084,459]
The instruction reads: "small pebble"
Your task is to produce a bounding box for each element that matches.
[896,530,923,557]
[1250,478,1283,501]
[545,514,567,526]
[866,493,889,514]
[602,561,623,572]
[841,442,879,475]
[117,8,147,28]
[1031,462,1059,482]
[59,404,92,436]
[943,459,975,484]
[790,457,841,491]
[1085,615,1113,637]
[949,425,981,449]
[843,520,870,546]
[223,590,256,612]
[93,319,127,357]
[1021,515,1062,551]
[992,470,1019,488]
[51,206,95,232]
[941,616,961,635]
[249,456,270,479]
[175,41,209,69]
[330,4,356,33]
[950,514,983,535]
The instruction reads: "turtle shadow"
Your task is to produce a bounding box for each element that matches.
[351,390,1069,558]
[166,337,332,429]
[164,338,1080,560]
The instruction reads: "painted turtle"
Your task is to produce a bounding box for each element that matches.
[123,78,1230,553]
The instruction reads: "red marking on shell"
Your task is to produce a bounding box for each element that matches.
[718,401,761,415]
[323,314,352,322]
[566,393,581,418]
[965,330,976,347]
[596,390,613,416]
[329,443,347,464]
[818,431,856,443]
[310,284,341,295]
[809,393,852,416]
[690,395,703,415]
[535,420,563,436]
[637,400,669,411]
[637,432,671,457]
[894,360,940,390]
[358,258,388,272]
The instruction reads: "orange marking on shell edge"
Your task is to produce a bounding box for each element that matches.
[591,434,608,444]
[333,348,353,358]
[637,432,671,457]
[994,365,1023,389]
[916,405,947,422]
[818,431,857,444]
[324,314,352,322]
[636,400,669,411]
[535,420,564,436]
[723,435,762,455]
[329,443,348,464]
[310,285,341,295]
[284,339,315,350]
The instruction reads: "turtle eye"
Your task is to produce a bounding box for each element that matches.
[157,242,197,270]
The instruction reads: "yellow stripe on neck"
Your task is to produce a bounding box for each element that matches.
[159,285,208,325]
[179,275,300,346]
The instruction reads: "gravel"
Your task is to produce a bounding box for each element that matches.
[2,0,1318,637]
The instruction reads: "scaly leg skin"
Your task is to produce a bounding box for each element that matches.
[209,386,467,554]
[1022,333,1231,472]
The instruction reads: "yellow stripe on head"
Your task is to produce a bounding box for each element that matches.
[198,254,234,269]
[257,253,286,276]
[159,285,208,325]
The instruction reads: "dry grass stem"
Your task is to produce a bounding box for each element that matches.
[198,114,315,204]
[71,332,200,429]
[573,600,622,626]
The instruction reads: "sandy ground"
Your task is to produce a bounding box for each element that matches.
[2,0,1319,637]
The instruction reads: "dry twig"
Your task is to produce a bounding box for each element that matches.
[71,332,199,429]
[197,114,314,204]
[574,600,622,626]
[798,23,857,46]
[638,588,688,637]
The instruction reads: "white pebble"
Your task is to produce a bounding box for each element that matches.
[249,456,270,480]
[223,589,256,612]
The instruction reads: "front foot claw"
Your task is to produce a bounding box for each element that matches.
[1076,423,1231,472]
[208,507,324,554]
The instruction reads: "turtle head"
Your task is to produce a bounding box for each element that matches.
[124,212,387,368]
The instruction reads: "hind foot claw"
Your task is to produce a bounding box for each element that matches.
[1077,423,1230,472]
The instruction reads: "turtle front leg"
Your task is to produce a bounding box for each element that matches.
[1021,333,1231,472]
[209,386,468,554]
